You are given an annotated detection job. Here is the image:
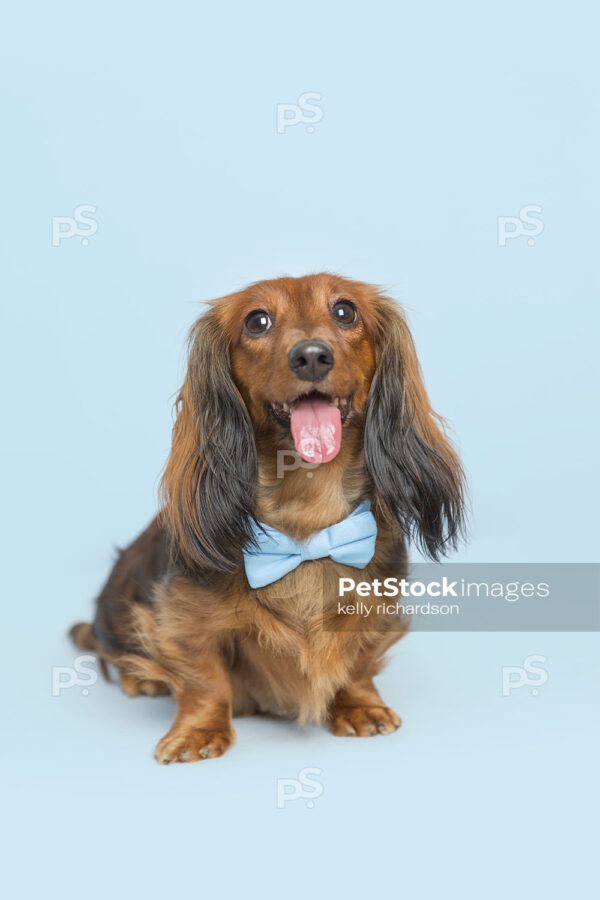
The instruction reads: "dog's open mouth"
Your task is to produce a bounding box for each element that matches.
[267,391,351,463]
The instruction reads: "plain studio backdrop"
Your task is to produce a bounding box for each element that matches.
[1,2,598,898]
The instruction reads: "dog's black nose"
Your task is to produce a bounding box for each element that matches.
[288,340,334,382]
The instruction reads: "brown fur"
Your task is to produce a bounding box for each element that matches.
[70,273,465,762]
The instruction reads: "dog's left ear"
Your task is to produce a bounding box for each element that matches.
[364,296,466,559]
[160,308,258,575]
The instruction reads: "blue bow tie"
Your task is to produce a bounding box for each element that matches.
[243,500,377,589]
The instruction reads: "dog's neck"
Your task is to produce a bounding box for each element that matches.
[254,427,369,541]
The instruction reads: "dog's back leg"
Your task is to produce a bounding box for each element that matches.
[69,622,170,696]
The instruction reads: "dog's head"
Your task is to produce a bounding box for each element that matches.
[161,273,465,574]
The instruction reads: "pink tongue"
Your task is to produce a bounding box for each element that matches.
[290,397,342,463]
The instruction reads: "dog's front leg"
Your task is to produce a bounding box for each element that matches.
[328,676,402,738]
[154,655,235,764]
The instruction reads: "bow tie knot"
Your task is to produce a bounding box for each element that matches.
[243,500,377,589]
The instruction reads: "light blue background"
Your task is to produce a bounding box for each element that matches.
[1,2,598,898]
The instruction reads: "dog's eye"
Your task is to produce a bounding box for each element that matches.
[331,300,358,326]
[244,309,273,335]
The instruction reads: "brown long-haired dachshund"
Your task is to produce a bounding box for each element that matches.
[70,273,465,763]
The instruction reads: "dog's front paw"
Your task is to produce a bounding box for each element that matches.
[329,705,402,737]
[154,726,235,764]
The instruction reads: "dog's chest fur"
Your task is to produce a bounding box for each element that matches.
[232,547,404,724]
[227,458,404,723]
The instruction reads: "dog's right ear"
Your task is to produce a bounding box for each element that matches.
[160,309,258,575]
[364,295,466,559]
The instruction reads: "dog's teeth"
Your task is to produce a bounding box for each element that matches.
[282,402,290,413]
[332,397,340,407]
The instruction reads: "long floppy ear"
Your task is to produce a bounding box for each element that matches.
[364,296,466,559]
[160,309,257,575]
